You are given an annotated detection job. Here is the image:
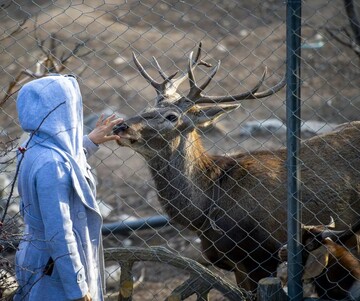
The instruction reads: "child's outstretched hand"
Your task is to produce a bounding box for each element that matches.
[88,114,123,145]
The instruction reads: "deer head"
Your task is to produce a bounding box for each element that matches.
[113,43,285,159]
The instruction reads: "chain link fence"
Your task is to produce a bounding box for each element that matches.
[1,0,360,300]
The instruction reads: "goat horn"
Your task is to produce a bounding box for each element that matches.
[301,216,336,231]
[327,216,336,229]
[330,218,360,243]
[319,216,346,240]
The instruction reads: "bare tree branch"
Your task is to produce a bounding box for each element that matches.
[325,26,353,48]
[0,19,27,42]
[326,0,360,58]
[1,30,92,106]
[344,0,360,46]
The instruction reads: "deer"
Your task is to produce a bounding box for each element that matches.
[113,43,360,291]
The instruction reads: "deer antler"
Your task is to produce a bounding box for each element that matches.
[186,53,285,104]
[134,43,285,107]
[132,42,212,103]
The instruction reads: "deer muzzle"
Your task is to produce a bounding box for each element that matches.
[113,122,129,135]
[113,122,140,145]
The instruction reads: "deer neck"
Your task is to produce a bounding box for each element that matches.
[147,130,222,229]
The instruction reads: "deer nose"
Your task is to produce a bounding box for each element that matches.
[113,122,129,134]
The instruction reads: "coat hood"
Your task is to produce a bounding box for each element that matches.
[17,74,84,162]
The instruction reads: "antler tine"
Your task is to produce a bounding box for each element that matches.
[198,60,221,92]
[170,43,205,91]
[153,56,178,89]
[152,56,179,83]
[132,52,162,93]
[194,41,202,63]
[187,51,197,92]
[248,75,286,99]
[187,57,221,101]
[152,56,167,80]
[153,42,203,81]
[195,67,285,104]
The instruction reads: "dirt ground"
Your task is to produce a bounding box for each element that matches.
[1,0,360,300]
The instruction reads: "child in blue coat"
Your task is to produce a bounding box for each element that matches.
[14,74,122,301]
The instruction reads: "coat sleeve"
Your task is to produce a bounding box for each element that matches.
[35,160,89,300]
[83,135,99,158]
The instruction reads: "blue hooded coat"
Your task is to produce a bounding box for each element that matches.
[14,75,105,301]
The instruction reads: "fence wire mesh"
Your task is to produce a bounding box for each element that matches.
[1,0,360,300]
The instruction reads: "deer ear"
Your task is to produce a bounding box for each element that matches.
[302,246,329,280]
[187,104,240,127]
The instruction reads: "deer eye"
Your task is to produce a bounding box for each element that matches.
[165,114,179,123]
